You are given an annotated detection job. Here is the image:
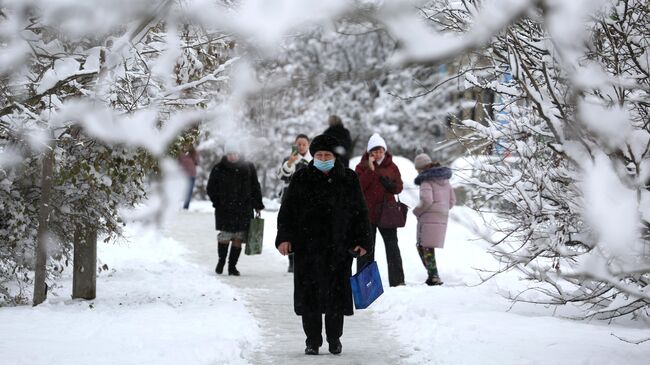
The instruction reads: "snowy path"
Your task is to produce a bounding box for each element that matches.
[164,210,409,365]
[3,205,647,364]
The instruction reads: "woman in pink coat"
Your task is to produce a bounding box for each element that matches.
[412,154,455,286]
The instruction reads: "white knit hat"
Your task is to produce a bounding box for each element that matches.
[224,140,241,154]
[367,133,387,152]
[414,153,432,170]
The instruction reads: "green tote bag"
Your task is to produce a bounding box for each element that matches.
[245,216,264,255]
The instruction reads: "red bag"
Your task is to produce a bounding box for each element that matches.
[378,195,408,228]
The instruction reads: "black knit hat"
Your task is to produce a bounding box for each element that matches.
[309,134,340,156]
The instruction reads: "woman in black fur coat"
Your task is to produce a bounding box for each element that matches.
[207,141,264,276]
[275,134,372,356]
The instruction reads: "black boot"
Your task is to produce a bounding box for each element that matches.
[288,253,295,273]
[215,244,228,274]
[228,246,242,276]
[425,275,443,286]
[328,339,342,355]
[304,345,319,355]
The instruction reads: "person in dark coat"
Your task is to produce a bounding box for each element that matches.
[355,133,406,287]
[275,134,372,356]
[323,115,352,168]
[277,134,312,273]
[207,140,264,276]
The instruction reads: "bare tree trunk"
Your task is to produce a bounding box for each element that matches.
[33,147,55,306]
[72,226,98,300]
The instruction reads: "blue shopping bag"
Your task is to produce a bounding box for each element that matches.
[350,261,384,309]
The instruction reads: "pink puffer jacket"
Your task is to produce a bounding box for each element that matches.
[412,168,455,248]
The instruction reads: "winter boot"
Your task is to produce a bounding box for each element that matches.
[304,345,319,355]
[228,246,242,276]
[425,275,443,286]
[328,339,342,355]
[215,244,228,274]
[288,253,295,273]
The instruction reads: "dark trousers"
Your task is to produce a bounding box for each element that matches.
[357,225,405,286]
[301,313,344,347]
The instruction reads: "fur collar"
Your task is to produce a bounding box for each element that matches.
[414,167,452,185]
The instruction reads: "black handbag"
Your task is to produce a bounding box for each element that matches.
[378,195,408,228]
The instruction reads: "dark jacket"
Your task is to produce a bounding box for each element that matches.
[355,152,403,225]
[323,124,352,167]
[206,157,264,233]
[275,159,372,316]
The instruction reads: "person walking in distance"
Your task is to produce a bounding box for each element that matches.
[277,134,312,273]
[276,134,372,356]
[413,154,455,286]
[178,144,200,210]
[355,133,405,287]
[207,140,264,276]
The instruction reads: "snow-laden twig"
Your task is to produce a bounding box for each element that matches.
[610,333,650,345]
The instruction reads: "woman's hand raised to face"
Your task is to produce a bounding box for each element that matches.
[287,153,298,167]
[368,155,375,171]
[368,147,385,171]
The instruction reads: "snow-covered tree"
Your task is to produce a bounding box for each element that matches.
[238,11,466,197]
[408,0,650,319]
[0,0,235,305]
[3,0,646,321]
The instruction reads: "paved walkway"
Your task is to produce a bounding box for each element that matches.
[164,210,409,365]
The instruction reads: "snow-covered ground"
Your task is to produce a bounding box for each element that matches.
[163,205,408,365]
[0,223,259,365]
[2,201,647,364]
[371,205,650,364]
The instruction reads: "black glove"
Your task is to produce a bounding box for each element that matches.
[379,176,395,192]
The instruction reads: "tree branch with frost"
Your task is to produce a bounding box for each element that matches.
[378,0,535,66]
[160,58,236,98]
[450,0,647,316]
[610,333,650,345]
[0,70,99,118]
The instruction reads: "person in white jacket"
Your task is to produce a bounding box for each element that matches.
[277,134,312,272]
